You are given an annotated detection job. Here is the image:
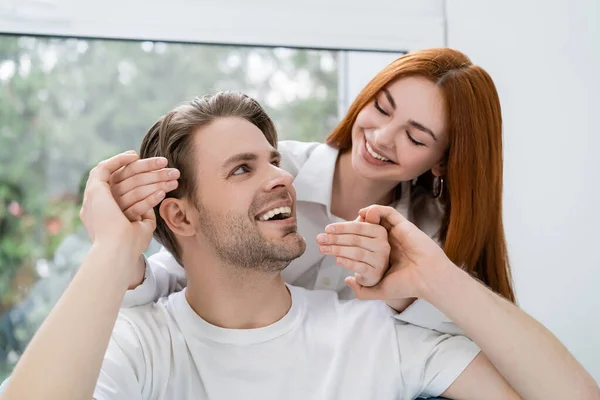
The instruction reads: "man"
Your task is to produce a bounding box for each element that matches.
[1,92,597,400]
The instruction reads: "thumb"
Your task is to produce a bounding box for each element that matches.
[139,217,157,239]
[363,205,411,233]
[345,276,385,301]
[141,209,157,230]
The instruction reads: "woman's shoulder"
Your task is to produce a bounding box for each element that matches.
[278,140,323,178]
[278,140,322,158]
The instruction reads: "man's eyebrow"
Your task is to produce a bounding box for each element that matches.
[222,152,258,168]
[222,150,281,168]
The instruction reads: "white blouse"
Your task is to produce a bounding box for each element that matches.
[122,140,462,335]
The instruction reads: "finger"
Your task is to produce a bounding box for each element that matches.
[123,190,166,222]
[358,207,368,220]
[335,256,372,276]
[112,168,180,196]
[324,221,387,238]
[141,208,155,222]
[117,181,178,211]
[138,215,157,238]
[316,233,385,253]
[361,205,412,233]
[110,157,169,185]
[319,245,380,269]
[89,151,140,183]
[345,276,386,300]
[354,273,379,288]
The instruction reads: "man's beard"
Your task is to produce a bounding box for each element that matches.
[196,201,306,273]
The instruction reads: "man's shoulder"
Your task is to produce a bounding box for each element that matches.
[290,285,396,323]
[115,294,182,343]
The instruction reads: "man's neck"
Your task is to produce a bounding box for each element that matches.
[183,254,292,330]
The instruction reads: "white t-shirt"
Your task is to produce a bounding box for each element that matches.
[123,141,461,335]
[96,285,480,400]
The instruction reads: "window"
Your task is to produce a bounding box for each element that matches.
[0,34,340,380]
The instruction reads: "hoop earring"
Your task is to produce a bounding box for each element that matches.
[432,176,444,198]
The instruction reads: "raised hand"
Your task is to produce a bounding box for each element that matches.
[108,154,179,222]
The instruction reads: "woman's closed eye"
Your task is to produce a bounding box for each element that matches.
[374,99,390,117]
[407,132,425,147]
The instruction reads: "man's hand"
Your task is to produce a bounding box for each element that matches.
[344,205,450,301]
[318,216,391,287]
[80,151,162,257]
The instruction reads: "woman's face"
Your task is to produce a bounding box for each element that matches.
[350,76,450,182]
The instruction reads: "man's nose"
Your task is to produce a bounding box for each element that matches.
[263,164,294,192]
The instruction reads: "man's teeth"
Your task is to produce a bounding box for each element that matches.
[366,141,390,162]
[259,206,292,221]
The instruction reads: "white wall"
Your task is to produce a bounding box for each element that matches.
[447,0,600,383]
[338,51,406,116]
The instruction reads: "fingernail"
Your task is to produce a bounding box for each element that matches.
[320,245,330,253]
[125,150,137,154]
[316,234,327,243]
[155,191,165,200]
[156,157,168,166]
[168,169,180,178]
[325,225,335,233]
[167,181,178,189]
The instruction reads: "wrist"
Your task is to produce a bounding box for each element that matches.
[418,259,466,306]
[90,237,142,271]
[93,229,144,257]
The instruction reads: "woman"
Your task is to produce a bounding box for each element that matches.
[115,47,514,332]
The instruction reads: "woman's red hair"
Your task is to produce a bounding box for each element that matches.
[327,48,515,303]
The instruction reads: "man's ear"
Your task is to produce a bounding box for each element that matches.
[159,198,197,237]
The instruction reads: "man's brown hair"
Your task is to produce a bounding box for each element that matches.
[140,91,278,265]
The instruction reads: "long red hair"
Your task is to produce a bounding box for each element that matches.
[327,48,515,303]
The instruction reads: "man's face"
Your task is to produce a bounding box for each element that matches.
[190,117,306,271]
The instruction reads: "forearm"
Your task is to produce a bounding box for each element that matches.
[1,241,138,400]
[423,262,599,400]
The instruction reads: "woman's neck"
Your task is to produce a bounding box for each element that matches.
[330,150,399,221]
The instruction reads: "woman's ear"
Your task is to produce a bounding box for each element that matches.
[159,198,197,237]
[431,162,446,177]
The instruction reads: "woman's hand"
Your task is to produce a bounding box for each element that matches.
[105,152,180,289]
[344,205,450,302]
[108,154,180,221]
[317,217,391,287]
